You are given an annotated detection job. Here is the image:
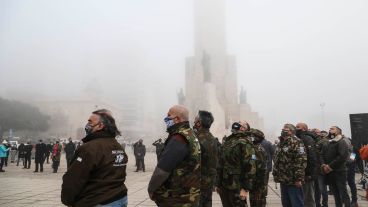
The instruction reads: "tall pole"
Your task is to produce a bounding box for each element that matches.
[320,103,326,130]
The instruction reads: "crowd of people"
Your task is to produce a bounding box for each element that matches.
[1,105,367,207]
[0,137,79,173]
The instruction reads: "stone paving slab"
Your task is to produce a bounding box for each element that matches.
[0,151,367,206]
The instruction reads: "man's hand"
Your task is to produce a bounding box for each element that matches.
[295,181,302,188]
[322,164,332,174]
[239,188,248,201]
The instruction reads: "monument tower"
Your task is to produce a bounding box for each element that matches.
[180,0,263,137]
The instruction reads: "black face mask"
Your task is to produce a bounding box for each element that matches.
[85,123,99,135]
[281,130,289,137]
[296,129,303,136]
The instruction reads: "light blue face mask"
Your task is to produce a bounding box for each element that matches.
[164,117,175,129]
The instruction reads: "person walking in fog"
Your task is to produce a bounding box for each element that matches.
[134,139,146,172]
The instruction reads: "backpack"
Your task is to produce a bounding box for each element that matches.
[359,145,368,161]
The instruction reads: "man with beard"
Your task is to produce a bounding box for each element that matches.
[216,121,256,207]
[321,126,350,207]
[148,105,201,207]
[193,110,218,207]
[296,123,318,207]
[62,109,128,207]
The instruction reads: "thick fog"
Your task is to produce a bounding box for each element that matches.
[1,0,367,139]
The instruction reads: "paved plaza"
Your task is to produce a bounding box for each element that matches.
[0,150,367,207]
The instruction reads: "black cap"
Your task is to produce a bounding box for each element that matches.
[232,122,241,131]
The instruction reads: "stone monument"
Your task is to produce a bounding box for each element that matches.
[181,0,263,138]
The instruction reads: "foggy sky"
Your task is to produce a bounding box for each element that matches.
[1,0,367,138]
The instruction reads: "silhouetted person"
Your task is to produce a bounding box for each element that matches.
[64,137,76,170]
[34,139,47,172]
[24,142,32,169]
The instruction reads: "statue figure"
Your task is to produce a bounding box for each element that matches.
[177,88,185,105]
[240,86,247,104]
[201,50,211,82]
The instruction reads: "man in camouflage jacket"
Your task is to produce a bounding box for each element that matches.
[249,129,268,207]
[273,124,307,207]
[148,105,201,207]
[193,110,218,207]
[216,121,257,207]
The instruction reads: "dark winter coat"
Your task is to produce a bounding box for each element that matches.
[35,142,47,162]
[61,131,128,207]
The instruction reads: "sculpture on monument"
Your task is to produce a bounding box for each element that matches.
[177,88,185,105]
[201,50,211,82]
[240,86,247,104]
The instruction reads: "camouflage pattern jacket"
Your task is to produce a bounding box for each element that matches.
[315,135,329,172]
[153,122,201,207]
[217,132,257,191]
[273,136,307,185]
[252,143,267,192]
[195,128,218,194]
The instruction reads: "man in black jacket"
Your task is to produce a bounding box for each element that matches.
[16,142,25,166]
[64,137,76,170]
[296,123,318,207]
[321,126,350,207]
[23,141,32,169]
[134,139,146,172]
[34,139,47,172]
[61,109,128,207]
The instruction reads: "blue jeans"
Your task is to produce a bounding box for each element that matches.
[280,184,304,207]
[95,196,127,207]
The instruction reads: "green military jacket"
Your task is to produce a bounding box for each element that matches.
[273,136,307,185]
[217,132,257,191]
[252,143,267,191]
[195,128,218,194]
[153,122,201,207]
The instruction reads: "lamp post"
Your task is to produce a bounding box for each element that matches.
[320,102,326,130]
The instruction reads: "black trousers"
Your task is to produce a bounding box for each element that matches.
[199,189,213,207]
[347,162,357,203]
[24,155,31,168]
[136,158,145,171]
[327,171,351,207]
[17,156,24,166]
[0,157,5,170]
[45,153,50,164]
[52,160,60,172]
[219,188,247,207]
[35,160,44,172]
